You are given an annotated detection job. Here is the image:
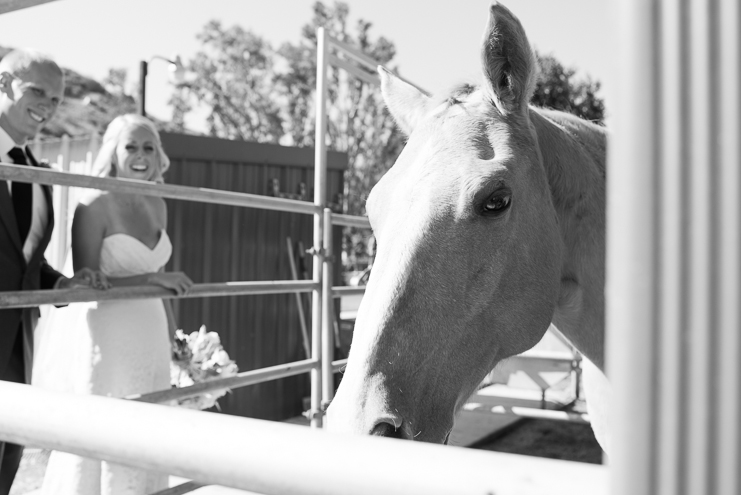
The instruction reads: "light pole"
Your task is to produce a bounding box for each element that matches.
[138,55,185,117]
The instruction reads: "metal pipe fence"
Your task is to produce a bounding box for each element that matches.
[0,157,352,409]
[0,281,317,309]
[130,359,319,405]
[0,29,378,427]
[0,30,382,494]
[0,163,319,214]
[0,381,607,495]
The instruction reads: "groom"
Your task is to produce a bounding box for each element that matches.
[0,49,105,495]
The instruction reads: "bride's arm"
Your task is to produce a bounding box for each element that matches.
[163,295,178,341]
[154,201,183,340]
[69,200,111,289]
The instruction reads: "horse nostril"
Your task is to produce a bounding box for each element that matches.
[370,421,404,439]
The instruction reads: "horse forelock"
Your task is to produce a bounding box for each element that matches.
[438,82,478,107]
[425,84,500,163]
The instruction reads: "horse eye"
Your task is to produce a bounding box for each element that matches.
[482,193,511,215]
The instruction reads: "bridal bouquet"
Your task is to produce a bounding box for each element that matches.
[170,325,239,410]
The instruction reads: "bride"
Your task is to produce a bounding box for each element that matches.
[39,114,193,495]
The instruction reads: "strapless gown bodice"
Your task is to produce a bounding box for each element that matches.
[99,230,172,277]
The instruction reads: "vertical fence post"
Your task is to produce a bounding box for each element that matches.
[609,1,741,494]
[715,2,741,494]
[138,60,148,117]
[607,1,666,494]
[321,208,335,406]
[55,134,71,270]
[311,26,329,428]
[89,131,101,174]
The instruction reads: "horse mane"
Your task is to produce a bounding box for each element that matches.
[529,108,607,213]
[433,83,607,184]
[534,108,607,179]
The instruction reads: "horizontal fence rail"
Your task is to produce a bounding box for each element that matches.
[506,350,580,368]
[331,286,366,297]
[153,481,205,495]
[328,36,380,72]
[462,402,591,424]
[327,36,430,96]
[331,359,348,372]
[327,54,380,87]
[0,382,608,495]
[330,212,370,229]
[0,281,317,309]
[130,359,319,404]
[0,163,319,215]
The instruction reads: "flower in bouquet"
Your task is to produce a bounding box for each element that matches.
[170,325,239,410]
[171,329,193,362]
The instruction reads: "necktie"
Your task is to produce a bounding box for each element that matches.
[9,147,32,244]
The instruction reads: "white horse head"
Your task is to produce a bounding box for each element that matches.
[328,2,607,447]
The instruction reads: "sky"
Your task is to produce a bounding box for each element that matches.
[0,0,617,131]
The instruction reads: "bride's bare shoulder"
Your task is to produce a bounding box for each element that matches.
[74,191,114,225]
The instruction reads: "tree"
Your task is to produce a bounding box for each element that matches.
[39,67,136,138]
[170,21,284,142]
[531,53,605,125]
[170,4,606,271]
[99,68,138,116]
[172,2,404,270]
[172,2,403,212]
[295,2,402,218]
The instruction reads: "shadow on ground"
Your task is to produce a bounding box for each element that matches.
[471,418,604,464]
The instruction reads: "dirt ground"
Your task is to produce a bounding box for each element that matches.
[472,418,604,464]
[10,449,48,495]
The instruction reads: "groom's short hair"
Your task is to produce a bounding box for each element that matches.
[0,49,63,81]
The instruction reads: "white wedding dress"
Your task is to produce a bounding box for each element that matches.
[36,231,173,495]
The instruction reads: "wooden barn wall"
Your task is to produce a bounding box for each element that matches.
[160,132,346,421]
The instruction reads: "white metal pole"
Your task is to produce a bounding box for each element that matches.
[715,1,741,494]
[686,1,713,493]
[311,26,329,428]
[55,134,71,270]
[0,164,319,215]
[0,382,607,495]
[610,1,741,495]
[0,280,317,309]
[321,208,335,405]
[607,0,659,494]
[656,1,683,493]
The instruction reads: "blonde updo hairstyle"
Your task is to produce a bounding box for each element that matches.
[91,114,170,182]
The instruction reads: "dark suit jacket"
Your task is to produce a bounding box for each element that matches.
[0,147,62,383]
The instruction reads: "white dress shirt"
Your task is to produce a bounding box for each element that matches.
[1,126,49,264]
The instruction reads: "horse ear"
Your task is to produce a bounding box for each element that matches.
[481,2,537,115]
[378,66,430,136]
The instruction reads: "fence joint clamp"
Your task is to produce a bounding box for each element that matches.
[306,246,328,258]
[303,407,326,421]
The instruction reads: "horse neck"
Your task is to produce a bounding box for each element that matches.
[529,108,607,370]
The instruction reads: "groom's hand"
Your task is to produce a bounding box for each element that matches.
[59,268,111,290]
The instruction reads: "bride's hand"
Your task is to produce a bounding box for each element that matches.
[63,268,111,290]
[147,272,194,296]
